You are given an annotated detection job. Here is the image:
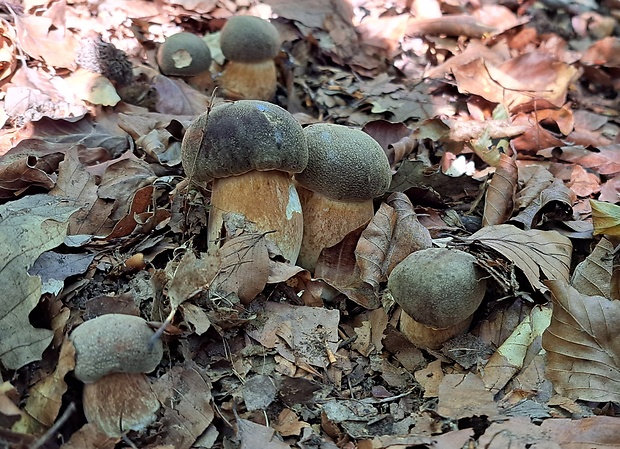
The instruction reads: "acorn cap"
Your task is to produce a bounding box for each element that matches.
[387,248,487,329]
[295,123,392,202]
[220,16,280,63]
[181,100,308,183]
[157,32,212,76]
[70,314,163,383]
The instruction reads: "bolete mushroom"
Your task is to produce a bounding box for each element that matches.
[294,123,392,271]
[181,100,308,263]
[70,314,163,437]
[219,15,280,100]
[157,32,212,77]
[387,248,487,349]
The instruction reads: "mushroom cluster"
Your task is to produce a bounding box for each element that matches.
[218,15,281,100]
[182,100,308,263]
[387,248,487,349]
[70,314,163,436]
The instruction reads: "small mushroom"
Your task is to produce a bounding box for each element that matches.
[70,314,163,436]
[219,16,281,100]
[181,100,308,263]
[157,32,212,77]
[294,123,392,271]
[387,248,487,349]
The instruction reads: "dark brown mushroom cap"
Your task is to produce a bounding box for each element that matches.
[157,32,212,76]
[387,248,487,328]
[181,100,308,183]
[70,314,163,383]
[220,16,280,63]
[295,123,392,202]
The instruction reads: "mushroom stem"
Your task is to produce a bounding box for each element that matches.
[220,60,277,101]
[207,170,303,263]
[399,310,473,350]
[296,184,374,271]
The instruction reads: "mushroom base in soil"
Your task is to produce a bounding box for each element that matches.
[399,310,473,350]
[220,60,277,101]
[207,170,303,263]
[295,183,374,271]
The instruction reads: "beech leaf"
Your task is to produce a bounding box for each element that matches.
[466,224,572,292]
[0,194,80,369]
[482,152,518,227]
[542,280,620,402]
[355,193,432,289]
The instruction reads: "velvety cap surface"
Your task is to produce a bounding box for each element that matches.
[295,123,391,202]
[157,32,212,76]
[220,16,280,62]
[181,100,308,182]
[387,248,487,328]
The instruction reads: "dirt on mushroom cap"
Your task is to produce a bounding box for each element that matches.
[387,248,487,329]
[295,123,392,202]
[181,100,308,183]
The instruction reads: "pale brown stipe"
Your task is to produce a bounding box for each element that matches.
[387,247,487,350]
[295,123,391,271]
[181,100,308,263]
[219,16,281,100]
[70,313,163,383]
[157,32,212,77]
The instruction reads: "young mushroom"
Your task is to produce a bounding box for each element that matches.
[181,100,308,263]
[294,123,392,271]
[387,248,487,350]
[219,15,281,100]
[157,32,212,77]
[70,314,163,436]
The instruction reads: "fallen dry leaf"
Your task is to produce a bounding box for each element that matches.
[466,224,572,293]
[0,194,80,369]
[482,152,518,226]
[590,199,620,236]
[543,280,620,403]
[355,193,432,290]
[570,236,614,298]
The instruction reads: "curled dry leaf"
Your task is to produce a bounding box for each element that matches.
[542,280,620,403]
[356,192,432,289]
[482,152,518,227]
[465,224,572,293]
[570,236,613,298]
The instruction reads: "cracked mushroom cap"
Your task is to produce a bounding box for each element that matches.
[387,248,487,329]
[157,32,212,76]
[220,16,280,63]
[295,123,392,202]
[181,100,308,183]
[70,314,163,383]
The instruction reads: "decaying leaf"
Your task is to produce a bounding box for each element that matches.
[542,280,620,403]
[153,362,214,449]
[210,232,270,304]
[570,236,614,298]
[590,199,620,236]
[480,306,551,394]
[0,194,80,369]
[355,193,432,289]
[466,224,572,292]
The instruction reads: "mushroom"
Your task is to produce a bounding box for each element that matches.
[181,100,308,263]
[218,15,281,100]
[387,248,487,349]
[157,32,212,77]
[294,123,392,271]
[70,314,163,436]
